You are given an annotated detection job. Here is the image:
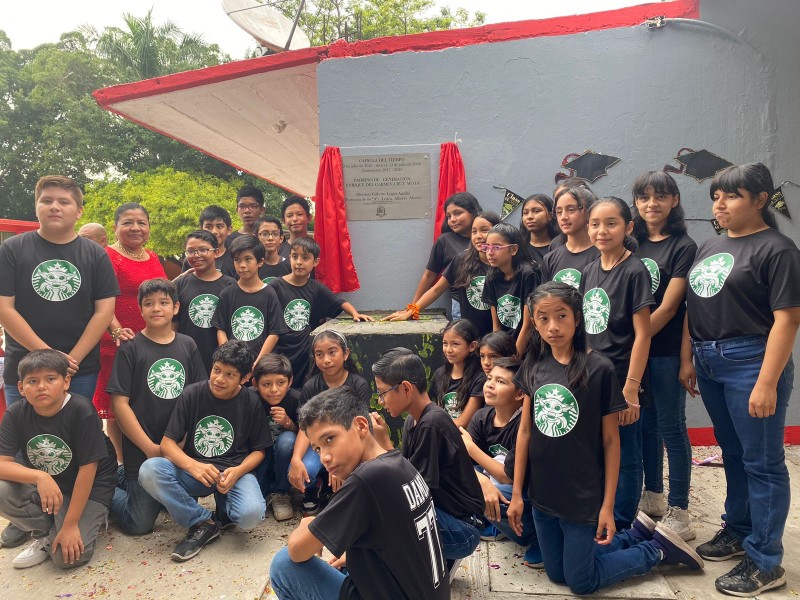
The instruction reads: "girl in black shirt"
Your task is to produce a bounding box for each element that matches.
[478,330,516,376]
[519,194,557,265]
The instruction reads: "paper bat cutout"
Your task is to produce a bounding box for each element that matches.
[560,151,621,183]
[664,148,733,182]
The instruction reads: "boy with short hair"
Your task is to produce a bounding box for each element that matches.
[183,205,237,278]
[263,237,372,387]
[138,341,272,562]
[0,350,117,569]
[228,186,265,244]
[174,230,236,372]
[252,354,301,521]
[254,217,292,284]
[278,195,312,258]
[108,279,207,535]
[269,387,449,600]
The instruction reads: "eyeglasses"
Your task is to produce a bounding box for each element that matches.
[377,383,400,403]
[185,248,213,257]
[555,206,582,216]
[237,203,261,211]
[258,231,282,238]
[479,243,515,253]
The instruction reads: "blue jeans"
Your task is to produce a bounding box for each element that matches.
[270,546,345,600]
[111,470,163,535]
[138,457,265,530]
[5,372,98,407]
[486,483,537,548]
[257,431,319,496]
[614,418,642,531]
[641,356,692,508]
[451,297,462,320]
[693,335,793,572]
[435,507,481,560]
[533,508,661,594]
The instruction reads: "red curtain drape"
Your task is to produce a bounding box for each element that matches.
[312,146,360,293]
[433,142,467,242]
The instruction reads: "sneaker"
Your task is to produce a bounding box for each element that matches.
[270,493,294,522]
[448,558,463,583]
[638,490,667,518]
[479,524,507,542]
[302,481,321,516]
[214,493,235,531]
[171,519,220,562]
[12,537,50,569]
[631,511,656,543]
[697,525,745,561]
[660,506,696,541]
[715,556,786,597]
[651,523,704,570]
[1,523,30,549]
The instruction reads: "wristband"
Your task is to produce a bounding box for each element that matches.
[626,401,641,409]
[406,303,420,320]
[110,327,123,341]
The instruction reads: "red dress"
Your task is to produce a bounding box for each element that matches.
[93,247,166,418]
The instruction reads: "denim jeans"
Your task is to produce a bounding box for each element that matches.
[5,372,99,407]
[614,418,642,531]
[693,335,793,572]
[257,431,319,496]
[532,508,661,594]
[269,546,345,600]
[451,297,462,320]
[487,482,537,549]
[138,457,265,530]
[435,506,481,560]
[110,473,163,535]
[641,356,692,508]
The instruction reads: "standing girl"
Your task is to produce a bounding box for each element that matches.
[254,217,291,284]
[519,194,557,264]
[508,282,702,595]
[631,172,697,540]
[481,223,539,356]
[478,330,517,375]
[579,197,654,532]
[430,319,486,428]
[681,163,800,597]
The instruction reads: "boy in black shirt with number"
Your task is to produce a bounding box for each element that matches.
[269,386,449,600]
[108,279,207,535]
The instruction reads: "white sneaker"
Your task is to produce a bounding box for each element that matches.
[660,505,696,541]
[638,490,667,518]
[448,558,463,584]
[270,493,294,522]
[12,537,50,569]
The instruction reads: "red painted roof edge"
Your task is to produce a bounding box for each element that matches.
[94,0,698,106]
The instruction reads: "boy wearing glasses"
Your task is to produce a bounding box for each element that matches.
[182,206,237,278]
[254,217,291,284]
[228,186,265,244]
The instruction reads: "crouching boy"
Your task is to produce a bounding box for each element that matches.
[0,350,117,569]
[139,340,272,562]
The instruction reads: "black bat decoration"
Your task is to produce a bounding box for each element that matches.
[561,151,621,183]
[665,148,733,182]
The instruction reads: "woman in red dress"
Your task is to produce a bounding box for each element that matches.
[93,203,166,460]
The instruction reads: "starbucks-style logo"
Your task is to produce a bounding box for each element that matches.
[231,306,264,341]
[188,294,219,328]
[193,416,234,457]
[442,392,460,419]
[147,358,186,399]
[284,299,311,331]
[488,443,510,458]
[496,294,521,329]
[641,258,660,294]
[583,288,610,334]
[466,276,488,310]
[31,260,81,301]
[26,434,73,475]
[262,276,277,285]
[689,253,734,298]
[553,268,581,289]
[533,384,579,437]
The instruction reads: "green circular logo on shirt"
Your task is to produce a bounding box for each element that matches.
[553,268,581,289]
[442,392,459,419]
[31,260,81,301]
[641,258,660,294]
[583,288,611,334]
[231,306,264,341]
[689,253,734,298]
[262,276,277,285]
[466,276,489,310]
[284,299,311,331]
[188,294,219,328]
[193,416,234,457]
[147,358,187,399]
[496,294,522,329]
[534,384,579,437]
[26,434,73,475]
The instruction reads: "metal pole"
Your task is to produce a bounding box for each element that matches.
[285,0,306,51]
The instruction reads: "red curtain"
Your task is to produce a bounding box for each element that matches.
[433,142,467,242]
[313,146,360,293]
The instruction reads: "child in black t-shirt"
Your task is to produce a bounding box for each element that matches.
[0,350,117,570]
[138,341,272,562]
[108,279,207,535]
[181,206,237,278]
[269,386,449,600]
[477,330,516,376]
[508,282,702,595]
[254,217,292,284]
[252,353,300,521]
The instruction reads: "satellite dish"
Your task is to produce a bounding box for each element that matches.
[222,0,311,53]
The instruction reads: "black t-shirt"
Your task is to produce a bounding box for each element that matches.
[107,333,207,480]
[580,255,654,378]
[211,284,283,359]
[425,232,470,275]
[164,381,273,471]
[300,372,373,406]
[442,255,493,338]
[401,403,484,520]
[0,394,118,506]
[174,273,237,373]
[637,234,697,357]
[466,406,521,464]
[541,244,600,289]
[529,244,551,266]
[0,232,120,385]
[308,451,449,600]
[181,249,236,279]
[261,388,301,441]
[269,278,345,387]
[429,369,485,420]
[259,258,292,285]
[517,352,626,523]
[481,263,540,339]
[278,239,291,259]
[687,228,800,341]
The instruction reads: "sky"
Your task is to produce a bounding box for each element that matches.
[3,0,651,60]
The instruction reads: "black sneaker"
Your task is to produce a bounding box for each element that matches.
[171,519,220,562]
[302,481,321,516]
[697,526,745,561]
[715,556,786,597]
[214,492,235,531]
[651,523,704,570]
[0,523,30,549]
